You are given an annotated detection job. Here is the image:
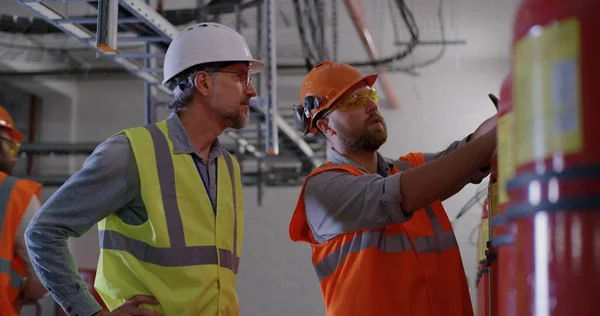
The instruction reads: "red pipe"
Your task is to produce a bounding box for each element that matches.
[342,0,400,109]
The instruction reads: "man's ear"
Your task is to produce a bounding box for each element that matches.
[194,72,212,96]
[316,118,335,137]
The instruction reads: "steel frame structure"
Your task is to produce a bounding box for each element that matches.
[14,0,323,170]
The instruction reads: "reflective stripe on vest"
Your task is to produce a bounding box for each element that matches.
[315,229,413,281]
[0,175,18,237]
[391,159,458,254]
[313,206,459,282]
[0,176,23,290]
[0,258,22,290]
[413,205,458,254]
[99,124,239,272]
[291,153,472,316]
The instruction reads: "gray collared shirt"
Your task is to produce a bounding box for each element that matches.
[304,136,489,243]
[25,112,224,316]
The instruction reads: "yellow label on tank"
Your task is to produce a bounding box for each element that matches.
[497,113,515,204]
[513,17,583,167]
[479,218,489,261]
[489,181,499,221]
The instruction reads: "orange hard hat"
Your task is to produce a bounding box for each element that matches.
[0,105,23,143]
[292,61,378,135]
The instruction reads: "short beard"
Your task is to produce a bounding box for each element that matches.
[333,119,387,152]
[208,99,249,130]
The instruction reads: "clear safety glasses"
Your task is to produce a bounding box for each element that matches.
[215,70,253,90]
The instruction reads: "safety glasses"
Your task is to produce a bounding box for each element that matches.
[325,88,379,117]
[215,70,253,90]
[0,135,20,157]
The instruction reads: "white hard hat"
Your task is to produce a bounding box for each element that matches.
[162,22,265,85]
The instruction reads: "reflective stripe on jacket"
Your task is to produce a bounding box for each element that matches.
[0,172,42,316]
[95,120,244,315]
[290,152,473,316]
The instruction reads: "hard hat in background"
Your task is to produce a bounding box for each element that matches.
[0,105,23,143]
[162,22,265,85]
[293,61,378,135]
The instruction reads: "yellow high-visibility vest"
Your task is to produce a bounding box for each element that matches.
[95,120,244,315]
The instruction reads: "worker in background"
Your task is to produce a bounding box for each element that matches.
[289,61,497,316]
[25,22,263,316]
[0,105,47,315]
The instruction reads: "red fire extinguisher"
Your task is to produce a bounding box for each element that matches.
[493,74,517,316]
[508,0,600,315]
[487,147,498,316]
[477,198,490,316]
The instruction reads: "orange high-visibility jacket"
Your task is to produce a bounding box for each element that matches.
[290,153,473,316]
[0,172,42,316]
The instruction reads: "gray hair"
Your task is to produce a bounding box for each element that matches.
[164,61,242,111]
[165,70,202,111]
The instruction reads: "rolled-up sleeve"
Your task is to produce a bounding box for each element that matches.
[303,170,412,242]
[423,134,490,184]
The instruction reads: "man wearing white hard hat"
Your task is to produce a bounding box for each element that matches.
[25,23,264,316]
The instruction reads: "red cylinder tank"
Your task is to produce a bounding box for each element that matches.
[508,0,600,315]
[493,74,517,316]
[477,198,490,316]
[487,149,498,316]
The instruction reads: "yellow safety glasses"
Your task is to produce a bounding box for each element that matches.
[332,88,379,113]
[0,135,20,157]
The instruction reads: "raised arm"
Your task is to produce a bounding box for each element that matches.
[25,135,138,316]
[421,114,496,199]
[400,125,496,213]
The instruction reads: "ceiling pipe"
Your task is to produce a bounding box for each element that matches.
[342,0,400,109]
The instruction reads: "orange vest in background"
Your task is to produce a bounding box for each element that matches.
[289,153,473,316]
[0,172,42,316]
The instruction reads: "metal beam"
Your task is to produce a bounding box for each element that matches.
[250,98,321,169]
[96,0,119,53]
[119,0,179,40]
[15,0,169,94]
[262,0,279,156]
[342,0,400,109]
[12,0,324,171]
[57,17,143,24]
